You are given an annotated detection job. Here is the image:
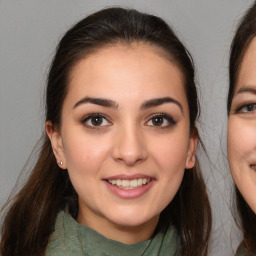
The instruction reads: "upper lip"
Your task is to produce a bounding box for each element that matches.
[104,174,155,180]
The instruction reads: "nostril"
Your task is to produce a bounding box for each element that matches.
[112,144,147,165]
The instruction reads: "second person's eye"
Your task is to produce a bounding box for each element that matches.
[237,103,256,113]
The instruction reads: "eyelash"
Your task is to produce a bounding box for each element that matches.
[80,112,177,129]
[236,103,256,113]
[146,113,177,128]
[81,113,111,129]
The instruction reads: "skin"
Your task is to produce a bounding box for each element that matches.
[46,42,197,244]
[228,37,256,214]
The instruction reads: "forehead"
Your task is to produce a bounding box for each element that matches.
[71,42,180,78]
[66,42,187,107]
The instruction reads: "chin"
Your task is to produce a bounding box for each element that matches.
[107,210,159,228]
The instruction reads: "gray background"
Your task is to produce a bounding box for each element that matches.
[0,1,253,255]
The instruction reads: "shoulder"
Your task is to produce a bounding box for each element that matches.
[45,211,67,255]
[46,211,65,248]
[45,211,84,256]
[155,224,182,255]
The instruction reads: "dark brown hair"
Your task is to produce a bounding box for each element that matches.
[1,7,211,256]
[227,2,256,254]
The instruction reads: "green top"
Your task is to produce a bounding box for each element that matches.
[46,210,182,256]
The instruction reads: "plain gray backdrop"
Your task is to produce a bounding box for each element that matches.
[0,1,254,255]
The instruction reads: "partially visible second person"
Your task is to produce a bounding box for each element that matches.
[227,2,256,255]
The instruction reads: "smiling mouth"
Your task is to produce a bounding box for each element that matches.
[107,178,151,189]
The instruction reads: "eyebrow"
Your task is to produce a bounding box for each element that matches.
[236,86,256,95]
[141,97,183,112]
[73,97,119,109]
[73,96,183,112]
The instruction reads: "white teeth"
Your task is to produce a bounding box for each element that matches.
[108,178,151,189]
[130,179,137,187]
[122,180,129,187]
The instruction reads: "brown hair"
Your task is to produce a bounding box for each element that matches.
[227,2,256,254]
[1,7,211,256]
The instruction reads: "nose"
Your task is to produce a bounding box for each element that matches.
[112,125,147,166]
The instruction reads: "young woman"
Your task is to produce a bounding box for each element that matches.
[227,2,256,255]
[0,7,211,256]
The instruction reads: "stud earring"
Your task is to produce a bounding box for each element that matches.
[58,161,63,165]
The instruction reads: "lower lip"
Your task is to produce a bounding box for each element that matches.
[104,180,154,199]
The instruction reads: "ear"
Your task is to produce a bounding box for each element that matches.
[185,129,198,169]
[45,121,67,169]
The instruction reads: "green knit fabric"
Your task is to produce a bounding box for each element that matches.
[46,210,182,256]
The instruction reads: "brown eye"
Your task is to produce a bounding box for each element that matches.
[81,113,111,128]
[146,113,177,127]
[151,116,164,126]
[91,116,103,126]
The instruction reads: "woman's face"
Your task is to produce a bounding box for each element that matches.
[47,43,196,242]
[228,37,256,214]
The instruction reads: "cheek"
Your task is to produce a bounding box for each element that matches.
[150,134,188,208]
[228,119,256,161]
[149,132,190,173]
[63,133,111,174]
